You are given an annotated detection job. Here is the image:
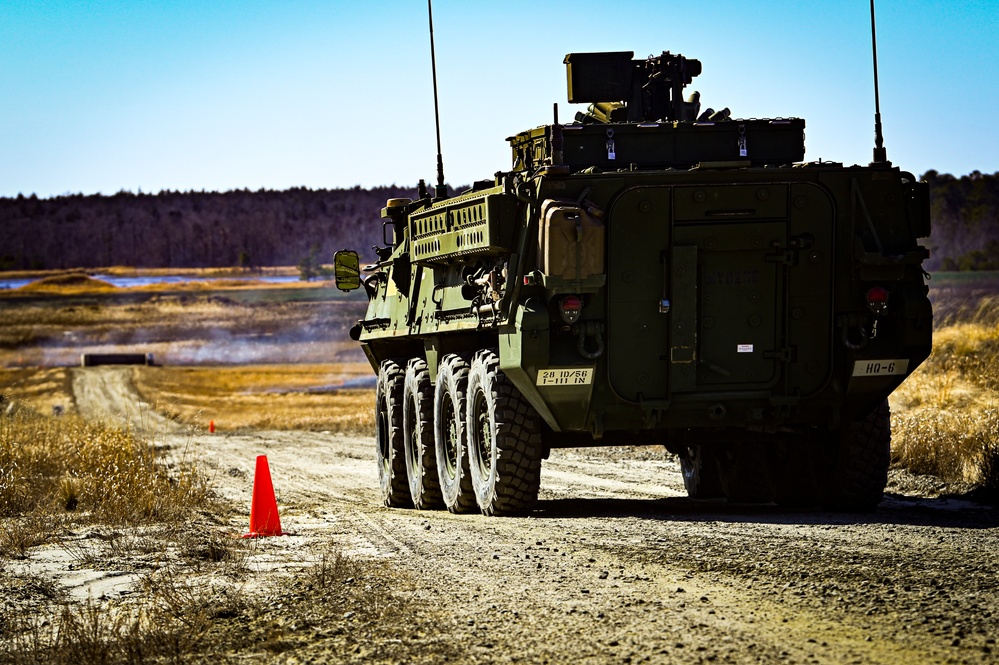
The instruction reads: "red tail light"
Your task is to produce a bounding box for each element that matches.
[866,286,889,314]
[559,295,582,324]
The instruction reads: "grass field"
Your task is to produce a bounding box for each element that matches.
[133,363,375,434]
[1,268,998,661]
[2,269,998,487]
[0,404,425,665]
[0,409,210,532]
[925,271,999,323]
[891,295,999,489]
[0,271,366,367]
[0,272,428,662]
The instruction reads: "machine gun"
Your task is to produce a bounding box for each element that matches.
[565,51,704,123]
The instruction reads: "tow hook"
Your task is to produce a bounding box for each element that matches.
[572,321,605,359]
[837,314,870,350]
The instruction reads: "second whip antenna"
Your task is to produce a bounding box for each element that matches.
[428,0,448,198]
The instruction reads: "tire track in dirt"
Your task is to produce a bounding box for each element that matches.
[71,368,999,663]
[71,367,183,434]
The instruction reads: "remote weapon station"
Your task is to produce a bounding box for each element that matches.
[333,3,932,515]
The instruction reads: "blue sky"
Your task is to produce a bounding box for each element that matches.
[2,0,997,198]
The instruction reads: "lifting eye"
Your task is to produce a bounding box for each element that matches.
[559,295,582,324]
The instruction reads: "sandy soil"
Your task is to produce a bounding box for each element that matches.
[15,368,999,663]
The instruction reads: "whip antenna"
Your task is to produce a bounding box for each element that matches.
[870,0,888,164]
[428,0,448,198]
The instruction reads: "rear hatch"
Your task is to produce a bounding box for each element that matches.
[606,182,834,403]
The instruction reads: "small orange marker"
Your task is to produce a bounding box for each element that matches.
[209,420,215,433]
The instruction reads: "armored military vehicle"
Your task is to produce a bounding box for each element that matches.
[334,49,932,515]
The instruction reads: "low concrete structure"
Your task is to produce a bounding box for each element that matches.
[80,353,154,367]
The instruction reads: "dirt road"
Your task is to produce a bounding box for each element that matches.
[74,368,999,663]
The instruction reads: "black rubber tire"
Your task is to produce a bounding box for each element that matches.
[718,441,774,504]
[434,354,477,514]
[771,437,822,508]
[403,358,444,510]
[466,348,543,516]
[680,444,725,499]
[375,358,410,508]
[825,400,891,512]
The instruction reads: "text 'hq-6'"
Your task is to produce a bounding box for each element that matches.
[334,47,932,516]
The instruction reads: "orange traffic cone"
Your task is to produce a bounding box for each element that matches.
[242,455,284,538]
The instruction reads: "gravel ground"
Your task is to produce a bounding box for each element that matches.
[4,367,997,664]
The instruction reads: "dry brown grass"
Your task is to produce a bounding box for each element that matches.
[98,265,297,278]
[0,272,433,663]
[3,268,996,490]
[2,268,329,297]
[14,273,117,293]
[132,364,375,434]
[891,296,999,489]
[0,404,435,665]
[0,288,365,367]
[1,296,331,345]
[0,368,75,416]
[0,542,447,665]
[0,408,211,538]
[1,265,294,280]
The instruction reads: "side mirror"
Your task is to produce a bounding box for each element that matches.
[333,250,361,292]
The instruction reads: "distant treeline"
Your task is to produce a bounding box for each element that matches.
[0,173,996,271]
[923,171,999,272]
[0,185,428,271]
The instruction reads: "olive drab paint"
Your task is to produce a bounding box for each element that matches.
[336,46,932,514]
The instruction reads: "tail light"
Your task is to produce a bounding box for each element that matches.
[559,295,582,324]
[866,286,889,315]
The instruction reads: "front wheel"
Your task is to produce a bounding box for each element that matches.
[466,349,542,516]
[375,359,410,508]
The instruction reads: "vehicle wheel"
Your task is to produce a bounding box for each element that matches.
[375,358,410,508]
[825,400,891,512]
[719,441,774,503]
[434,354,477,514]
[403,358,444,509]
[466,348,543,516]
[680,444,724,499]
[771,436,822,508]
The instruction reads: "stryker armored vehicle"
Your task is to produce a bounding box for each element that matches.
[334,49,932,515]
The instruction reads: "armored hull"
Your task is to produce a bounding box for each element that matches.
[336,51,932,515]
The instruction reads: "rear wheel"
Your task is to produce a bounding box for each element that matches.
[434,354,476,513]
[824,400,891,512]
[375,359,410,508]
[680,444,724,499]
[403,358,444,510]
[718,441,774,504]
[771,436,822,508]
[466,349,542,516]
